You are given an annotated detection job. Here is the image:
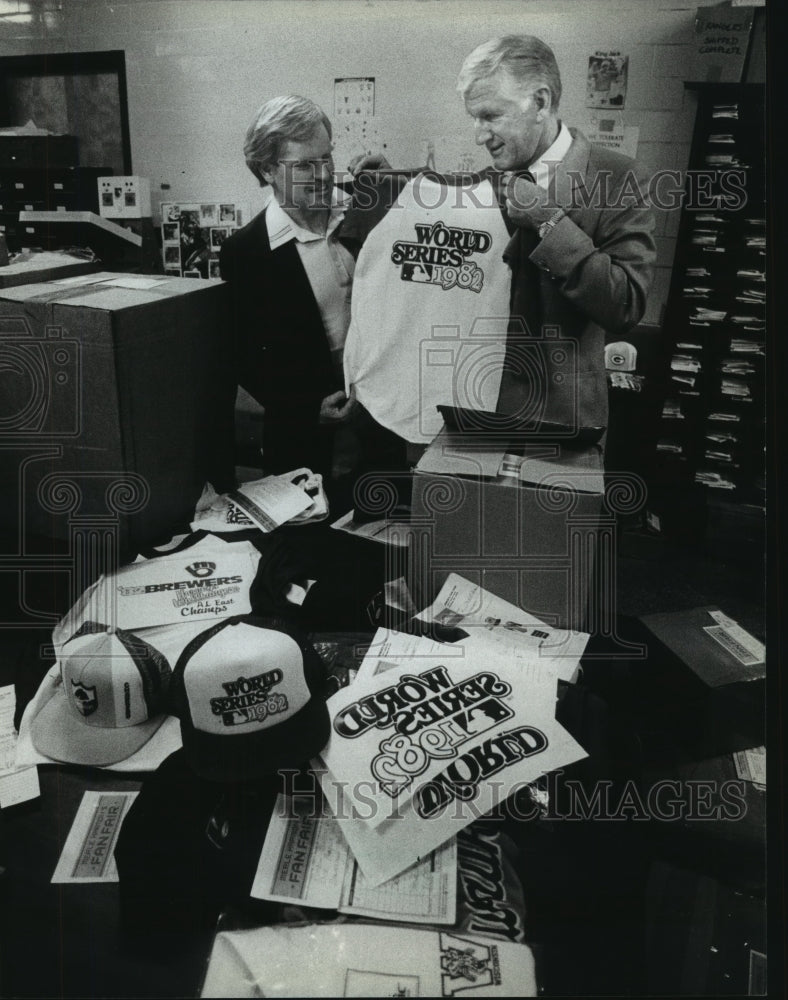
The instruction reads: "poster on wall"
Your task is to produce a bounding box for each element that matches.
[334,76,375,117]
[332,76,390,174]
[159,202,246,278]
[692,3,754,82]
[579,111,639,159]
[586,52,629,108]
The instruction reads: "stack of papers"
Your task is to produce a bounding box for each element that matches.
[712,103,739,119]
[671,354,701,373]
[691,307,727,322]
[661,399,684,420]
[730,339,764,356]
[695,470,736,489]
[721,379,751,399]
[720,359,756,376]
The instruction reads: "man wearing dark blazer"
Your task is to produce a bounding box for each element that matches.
[221,95,382,479]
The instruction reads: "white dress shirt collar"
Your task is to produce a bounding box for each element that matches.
[265,187,351,249]
[530,121,572,189]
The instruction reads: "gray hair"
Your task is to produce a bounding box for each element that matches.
[456,35,562,110]
[243,95,332,186]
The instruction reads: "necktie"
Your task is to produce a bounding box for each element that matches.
[494,171,547,436]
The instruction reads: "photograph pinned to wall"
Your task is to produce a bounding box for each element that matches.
[579,111,639,158]
[586,52,629,108]
[159,202,245,277]
[200,203,218,226]
[219,204,236,224]
[210,227,229,251]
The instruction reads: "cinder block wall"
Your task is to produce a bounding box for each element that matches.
[0,0,743,326]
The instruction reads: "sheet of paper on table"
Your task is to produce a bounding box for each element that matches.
[251,793,457,923]
[200,922,537,998]
[0,684,40,808]
[354,628,469,684]
[316,714,586,887]
[228,474,315,531]
[315,629,587,884]
[320,630,566,829]
[52,789,138,883]
[417,573,588,682]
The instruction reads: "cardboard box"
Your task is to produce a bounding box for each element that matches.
[411,429,605,630]
[0,252,98,289]
[634,606,765,756]
[0,272,235,554]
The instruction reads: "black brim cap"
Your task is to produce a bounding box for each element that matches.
[170,615,330,782]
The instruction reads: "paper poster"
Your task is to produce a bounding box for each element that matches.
[159,201,246,279]
[334,77,375,118]
[580,111,639,159]
[331,116,387,174]
[586,52,629,108]
[694,4,754,82]
[331,76,384,171]
[319,630,579,835]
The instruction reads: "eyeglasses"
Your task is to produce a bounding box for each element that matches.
[276,155,334,175]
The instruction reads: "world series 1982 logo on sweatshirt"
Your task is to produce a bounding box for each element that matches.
[391,221,493,293]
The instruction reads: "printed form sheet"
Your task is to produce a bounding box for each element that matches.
[252,794,456,923]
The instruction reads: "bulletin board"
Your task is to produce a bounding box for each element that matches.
[159,201,246,278]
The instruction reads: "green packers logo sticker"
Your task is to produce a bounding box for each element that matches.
[391,221,492,293]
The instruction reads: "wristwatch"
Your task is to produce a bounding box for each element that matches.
[537,207,566,240]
